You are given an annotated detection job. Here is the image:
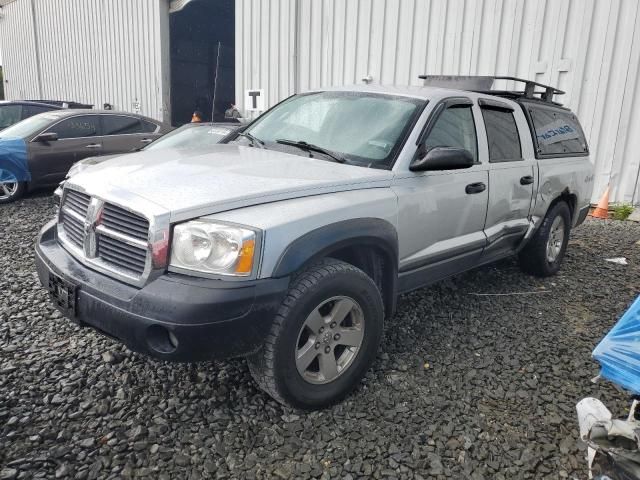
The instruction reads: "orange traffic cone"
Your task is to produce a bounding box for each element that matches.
[591,186,610,219]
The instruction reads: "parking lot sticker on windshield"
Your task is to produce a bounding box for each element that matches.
[0,137,30,183]
[208,127,231,136]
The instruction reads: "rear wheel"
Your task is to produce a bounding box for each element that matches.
[519,201,571,277]
[0,169,26,204]
[248,258,384,409]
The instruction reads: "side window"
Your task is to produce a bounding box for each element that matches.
[22,104,54,118]
[424,105,477,161]
[102,115,143,135]
[0,105,22,128]
[528,106,588,156]
[140,120,158,133]
[481,108,522,162]
[46,115,100,139]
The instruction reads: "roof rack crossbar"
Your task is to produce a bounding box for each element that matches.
[417,75,565,103]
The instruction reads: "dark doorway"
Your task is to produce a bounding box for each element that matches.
[169,0,235,126]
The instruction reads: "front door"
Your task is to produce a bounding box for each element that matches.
[28,115,104,186]
[478,100,535,262]
[394,98,490,293]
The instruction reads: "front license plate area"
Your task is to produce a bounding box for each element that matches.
[48,273,77,319]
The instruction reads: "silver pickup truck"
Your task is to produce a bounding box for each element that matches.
[35,77,593,408]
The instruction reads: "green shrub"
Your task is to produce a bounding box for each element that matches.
[611,203,634,221]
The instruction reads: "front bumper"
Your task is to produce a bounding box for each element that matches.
[35,221,289,361]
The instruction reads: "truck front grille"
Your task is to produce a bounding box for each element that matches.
[64,189,91,217]
[102,203,149,242]
[97,235,147,275]
[60,209,84,248]
[58,188,151,283]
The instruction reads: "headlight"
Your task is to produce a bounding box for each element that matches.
[169,220,258,276]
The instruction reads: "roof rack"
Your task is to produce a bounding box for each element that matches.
[418,75,565,104]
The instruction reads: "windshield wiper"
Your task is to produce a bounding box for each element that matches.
[276,139,346,163]
[236,131,265,148]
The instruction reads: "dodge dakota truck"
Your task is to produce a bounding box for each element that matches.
[35,76,594,408]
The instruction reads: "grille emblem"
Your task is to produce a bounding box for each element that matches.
[83,197,104,258]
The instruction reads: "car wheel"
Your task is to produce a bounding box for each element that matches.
[518,201,571,277]
[0,169,26,204]
[248,258,384,409]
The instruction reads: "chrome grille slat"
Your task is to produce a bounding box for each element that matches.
[58,188,152,282]
[97,249,146,274]
[64,190,90,215]
[98,236,147,266]
[101,214,148,239]
[61,211,84,248]
[102,204,149,241]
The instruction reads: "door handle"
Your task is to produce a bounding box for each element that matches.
[465,182,486,194]
[140,138,153,144]
[520,175,534,185]
[85,143,101,149]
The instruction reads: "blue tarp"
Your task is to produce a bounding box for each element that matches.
[0,137,30,183]
[593,295,640,395]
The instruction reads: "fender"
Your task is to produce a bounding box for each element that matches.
[0,137,31,184]
[272,218,399,316]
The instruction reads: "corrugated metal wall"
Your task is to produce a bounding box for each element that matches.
[236,0,640,204]
[0,0,171,123]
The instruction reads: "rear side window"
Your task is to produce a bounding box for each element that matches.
[425,105,478,161]
[46,115,101,139]
[481,108,522,162]
[528,106,588,156]
[102,115,143,135]
[140,120,158,133]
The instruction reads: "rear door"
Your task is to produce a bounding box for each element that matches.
[28,114,103,185]
[100,115,161,154]
[479,99,535,262]
[394,97,490,292]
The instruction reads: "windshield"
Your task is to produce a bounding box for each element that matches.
[144,124,234,151]
[0,113,58,139]
[0,105,22,129]
[238,91,424,168]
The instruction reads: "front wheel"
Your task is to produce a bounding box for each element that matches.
[248,258,384,409]
[519,201,571,277]
[0,169,26,204]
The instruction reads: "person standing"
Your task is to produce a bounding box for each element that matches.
[191,110,203,123]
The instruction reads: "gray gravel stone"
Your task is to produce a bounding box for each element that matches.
[1,195,639,479]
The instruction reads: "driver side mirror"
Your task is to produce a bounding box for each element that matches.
[410,146,474,172]
[35,132,58,143]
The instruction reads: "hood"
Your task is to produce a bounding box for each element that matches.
[68,145,393,221]
[79,153,124,166]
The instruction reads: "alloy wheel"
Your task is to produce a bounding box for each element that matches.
[295,296,365,385]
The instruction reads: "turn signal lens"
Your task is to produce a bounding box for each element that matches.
[235,239,256,274]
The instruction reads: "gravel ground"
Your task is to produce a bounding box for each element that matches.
[1,193,639,480]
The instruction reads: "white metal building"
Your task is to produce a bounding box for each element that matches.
[0,0,235,125]
[236,0,640,205]
[0,0,639,204]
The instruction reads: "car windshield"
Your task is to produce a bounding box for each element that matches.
[0,105,22,129]
[144,124,234,151]
[237,91,425,168]
[0,113,59,139]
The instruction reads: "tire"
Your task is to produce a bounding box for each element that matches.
[0,169,26,204]
[518,201,571,277]
[248,258,384,409]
